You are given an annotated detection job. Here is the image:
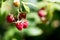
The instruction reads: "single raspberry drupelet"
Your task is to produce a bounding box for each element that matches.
[6,14,15,23]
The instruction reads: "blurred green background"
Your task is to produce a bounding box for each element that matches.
[0,0,60,40]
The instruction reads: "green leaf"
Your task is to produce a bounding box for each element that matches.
[46,3,54,23]
[37,2,47,10]
[44,0,60,2]
[1,0,13,14]
[24,27,43,36]
[23,3,30,13]
[23,2,37,8]
[54,4,60,10]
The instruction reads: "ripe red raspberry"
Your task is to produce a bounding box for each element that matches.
[19,13,26,20]
[15,21,23,31]
[38,8,47,17]
[6,14,15,23]
[23,20,28,28]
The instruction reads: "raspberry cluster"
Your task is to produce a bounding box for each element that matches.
[38,8,47,23]
[6,0,29,31]
[6,13,29,31]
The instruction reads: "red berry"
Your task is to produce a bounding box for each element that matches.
[23,20,28,28]
[6,14,15,23]
[19,13,26,20]
[38,9,47,17]
[15,22,23,31]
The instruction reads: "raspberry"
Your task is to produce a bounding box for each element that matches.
[38,9,47,17]
[6,14,15,23]
[23,20,28,28]
[15,22,23,31]
[19,13,26,20]
[15,19,29,30]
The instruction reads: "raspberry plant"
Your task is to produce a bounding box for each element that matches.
[6,0,30,31]
[0,0,60,40]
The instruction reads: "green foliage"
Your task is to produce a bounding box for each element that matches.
[0,0,60,40]
[22,2,30,13]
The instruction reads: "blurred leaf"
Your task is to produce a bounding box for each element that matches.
[23,2,37,8]
[44,0,60,2]
[27,12,41,23]
[37,2,47,10]
[24,27,43,36]
[46,3,54,23]
[22,2,30,13]
[1,0,13,14]
[54,4,60,10]
[3,27,19,40]
[0,0,2,7]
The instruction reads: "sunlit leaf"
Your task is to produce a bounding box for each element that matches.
[37,2,47,10]
[44,0,60,2]
[1,0,13,14]
[25,27,43,36]
[23,2,30,13]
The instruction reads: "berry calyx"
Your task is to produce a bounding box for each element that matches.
[23,20,28,28]
[38,8,47,17]
[15,21,23,31]
[19,13,26,20]
[6,14,15,23]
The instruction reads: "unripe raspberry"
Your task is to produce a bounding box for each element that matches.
[15,21,23,31]
[13,0,20,7]
[38,8,47,17]
[23,20,28,28]
[6,14,15,23]
[19,13,26,20]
